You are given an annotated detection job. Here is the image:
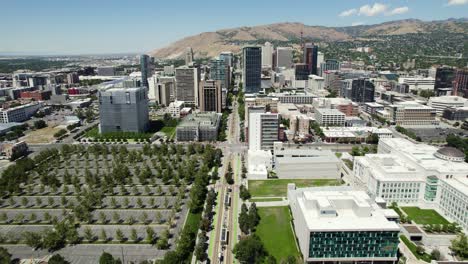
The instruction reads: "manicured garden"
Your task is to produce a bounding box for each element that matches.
[401,207,450,225]
[255,207,300,262]
[248,179,343,197]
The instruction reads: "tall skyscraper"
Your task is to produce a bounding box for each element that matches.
[276,47,293,68]
[434,67,455,96]
[140,54,151,88]
[185,47,194,65]
[219,52,234,67]
[98,86,149,133]
[453,69,468,98]
[317,51,324,72]
[210,58,230,89]
[304,43,318,75]
[262,42,273,67]
[242,46,262,94]
[199,80,222,113]
[341,78,375,103]
[175,66,199,105]
[294,63,309,81]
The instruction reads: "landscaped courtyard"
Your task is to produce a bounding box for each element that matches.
[401,207,450,225]
[248,179,343,197]
[255,206,300,262]
[0,143,221,263]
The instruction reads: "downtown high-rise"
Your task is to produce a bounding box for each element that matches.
[242,46,262,94]
[140,54,151,88]
[304,43,318,75]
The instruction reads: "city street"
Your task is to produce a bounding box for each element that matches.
[210,99,246,264]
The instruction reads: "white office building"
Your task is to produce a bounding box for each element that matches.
[386,102,438,126]
[262,42,273,67]
[428,96,468,115]
[166,101,185,118]
[248,112,279,151]
[276,47,293,68]
[247,112,278,179]
[288,186,400,264]
[0,102,42,123]
[315,108,345,126]
[273,142,340,179]
[353,138,468,231]
[308,75,325,94]
[398,76,435,91]
[147,76,171,106]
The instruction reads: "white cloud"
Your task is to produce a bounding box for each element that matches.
[387,6,409,15]
[339,8,357,17]
[352,22,365,26]
[358,3,388,16]
[447,0,468,5]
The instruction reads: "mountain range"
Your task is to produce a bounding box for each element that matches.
[150,18,468,59]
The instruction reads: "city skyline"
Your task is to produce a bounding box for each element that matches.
[1,0,467,55]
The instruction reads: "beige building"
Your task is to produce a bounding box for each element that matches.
[386,102,438,126]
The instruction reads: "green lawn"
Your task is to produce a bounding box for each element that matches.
[401,207,450,225]
[248,179,343,197]
[255,207,300,262]
[249,197,283,203]
[160,126,176,138]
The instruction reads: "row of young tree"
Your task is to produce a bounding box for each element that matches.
[157,146,221,263]
[194,188,217,262]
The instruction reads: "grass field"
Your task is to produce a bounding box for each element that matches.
[255,207,300,262]
[21,126,62,144]
[160,126,176,139]
[249,197,283,202]
[401,207,450,225]
[248,179,343,197]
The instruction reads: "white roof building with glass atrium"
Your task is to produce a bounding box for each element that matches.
[288,186,400,264]
[353,138,468,232]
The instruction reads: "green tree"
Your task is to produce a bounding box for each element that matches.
[34,120,47,129]
[248,203,260,231]
[145,227,155,244]
[22,231,43,249]
[48,254,70,264]
[84,226,94,242]
[0,247,11,264]
[239,185,251,200]
[130,228,138,242]
[450,233,468,259]
[156,229,170,249]
[233,235,267,264]
[100,229,108,242]
[430,249,442,260]
[239,203,250,234]
[99,252,121,264]
[115,229,125,242]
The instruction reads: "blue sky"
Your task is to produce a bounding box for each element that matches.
[1,0,467,55]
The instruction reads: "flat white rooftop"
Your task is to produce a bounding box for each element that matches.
[379,138,468,173]
[293,188,400,232]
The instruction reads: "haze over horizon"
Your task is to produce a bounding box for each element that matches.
[1,0,467,55]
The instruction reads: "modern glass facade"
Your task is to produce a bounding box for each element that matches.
[242,46,261,94]
[308,231,399,259]
[424,176,438,202]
